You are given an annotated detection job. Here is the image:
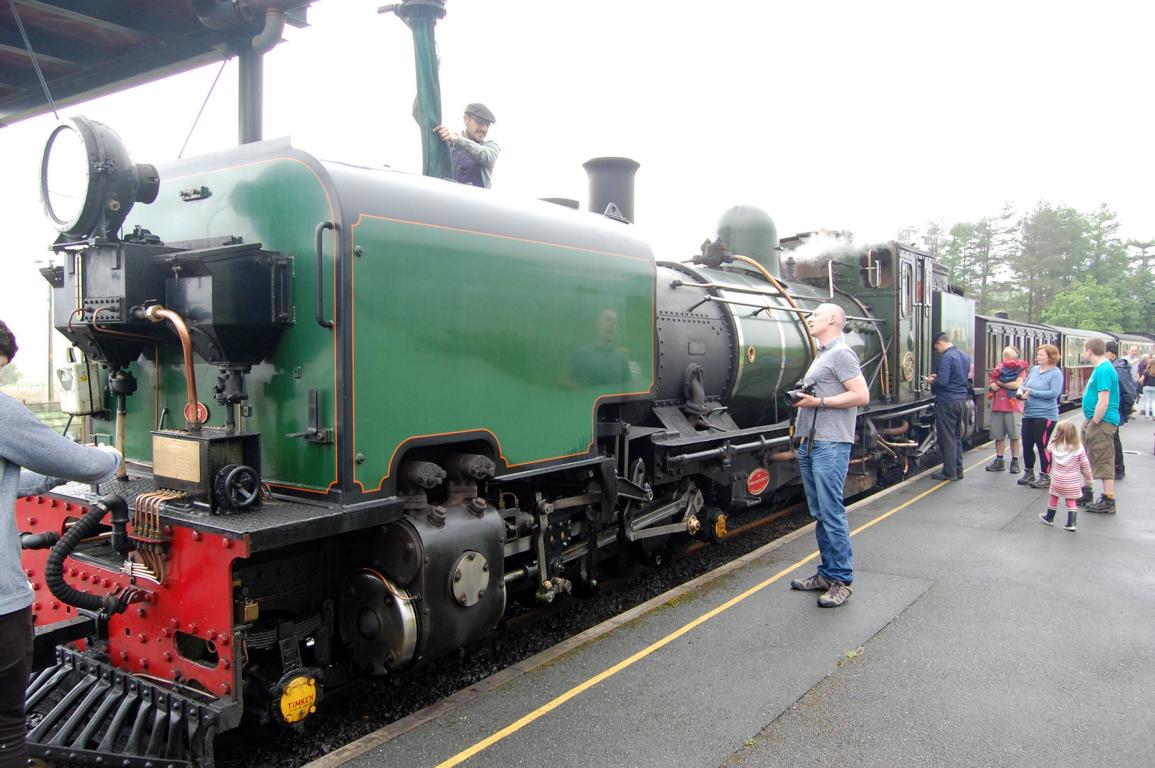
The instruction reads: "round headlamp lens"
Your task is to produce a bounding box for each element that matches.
[42,123,91,231]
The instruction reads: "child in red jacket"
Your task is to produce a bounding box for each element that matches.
[988,356,1030,399]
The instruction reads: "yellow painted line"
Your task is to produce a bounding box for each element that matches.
[436,455,989,767]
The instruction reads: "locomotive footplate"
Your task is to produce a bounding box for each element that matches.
[25,646,238,768]
[51,476,406,553]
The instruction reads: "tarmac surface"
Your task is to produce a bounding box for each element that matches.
[307,413,1155,768]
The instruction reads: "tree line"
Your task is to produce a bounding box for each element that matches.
[897,203,1155,333]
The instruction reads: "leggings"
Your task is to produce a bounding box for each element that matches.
[1021,417,1055,473]
[1049,494,1078,510]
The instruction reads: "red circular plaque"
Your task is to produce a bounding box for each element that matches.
[747,467,770,496]
[184,401,209,424]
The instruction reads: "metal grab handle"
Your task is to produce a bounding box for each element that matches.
[315,221,336,329]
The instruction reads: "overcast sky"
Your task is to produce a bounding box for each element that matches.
[2,0,1152,387]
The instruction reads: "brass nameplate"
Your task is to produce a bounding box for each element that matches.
[152,435,201,482]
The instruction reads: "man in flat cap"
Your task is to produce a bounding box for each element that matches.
[435,103,500,188]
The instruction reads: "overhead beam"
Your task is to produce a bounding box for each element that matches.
[12,0,153,40]
[0,61,39,89]
[0,39,230,126]
[0,25,103,66]
[0,41,74,68]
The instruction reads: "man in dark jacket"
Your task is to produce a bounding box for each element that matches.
[1106,341,1135,479]
[929,332,972,481]
[435,103,500,188]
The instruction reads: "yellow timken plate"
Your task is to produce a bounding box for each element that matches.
[280,676,318,724]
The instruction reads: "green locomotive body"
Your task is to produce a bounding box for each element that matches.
[105,140,658,498]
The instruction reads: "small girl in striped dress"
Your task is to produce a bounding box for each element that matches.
[1039,421,1092,532]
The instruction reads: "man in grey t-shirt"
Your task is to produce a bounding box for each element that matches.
[787,303,869,608]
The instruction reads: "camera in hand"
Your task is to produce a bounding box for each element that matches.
[785,377,818,406]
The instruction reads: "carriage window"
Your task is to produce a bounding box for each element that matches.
[900,263,913,318]
[1064,338,1081,368]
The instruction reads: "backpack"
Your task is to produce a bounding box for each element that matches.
[1115,361,1136,413]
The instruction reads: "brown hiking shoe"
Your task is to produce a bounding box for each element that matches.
[790,573,831,591]
[817,580,853,608]
[1084,495,1116,514]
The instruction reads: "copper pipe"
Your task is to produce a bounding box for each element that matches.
[115,395,128,480]
[731,254,818,358]
[92,307,160,342]
[874,419,910,437]
[143,305,200,432]
[878,437,918,449]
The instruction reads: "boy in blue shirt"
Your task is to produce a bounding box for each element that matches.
[1080,338,1119,513]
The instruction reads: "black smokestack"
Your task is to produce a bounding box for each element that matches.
[583,157,639,223]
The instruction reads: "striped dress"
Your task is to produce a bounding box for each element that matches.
[1048,446,1092,498]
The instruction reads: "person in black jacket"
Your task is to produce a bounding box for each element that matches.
[928,332,972,481]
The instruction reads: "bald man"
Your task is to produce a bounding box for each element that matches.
[788,303,869,608]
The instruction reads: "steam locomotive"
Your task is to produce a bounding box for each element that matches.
[15,110,980,766]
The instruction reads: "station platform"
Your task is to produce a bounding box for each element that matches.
[307,415,1155,768]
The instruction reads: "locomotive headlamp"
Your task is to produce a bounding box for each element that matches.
[39,116,160,240]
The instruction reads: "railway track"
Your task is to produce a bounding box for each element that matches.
[212,501,812,767]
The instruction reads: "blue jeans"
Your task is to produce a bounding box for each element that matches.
[797,440,853,584]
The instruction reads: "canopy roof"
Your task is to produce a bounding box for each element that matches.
[0,0,311,127]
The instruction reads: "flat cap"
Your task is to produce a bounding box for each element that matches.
[465,103,496,124]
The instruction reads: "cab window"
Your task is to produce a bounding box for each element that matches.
[900,263,913,318]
